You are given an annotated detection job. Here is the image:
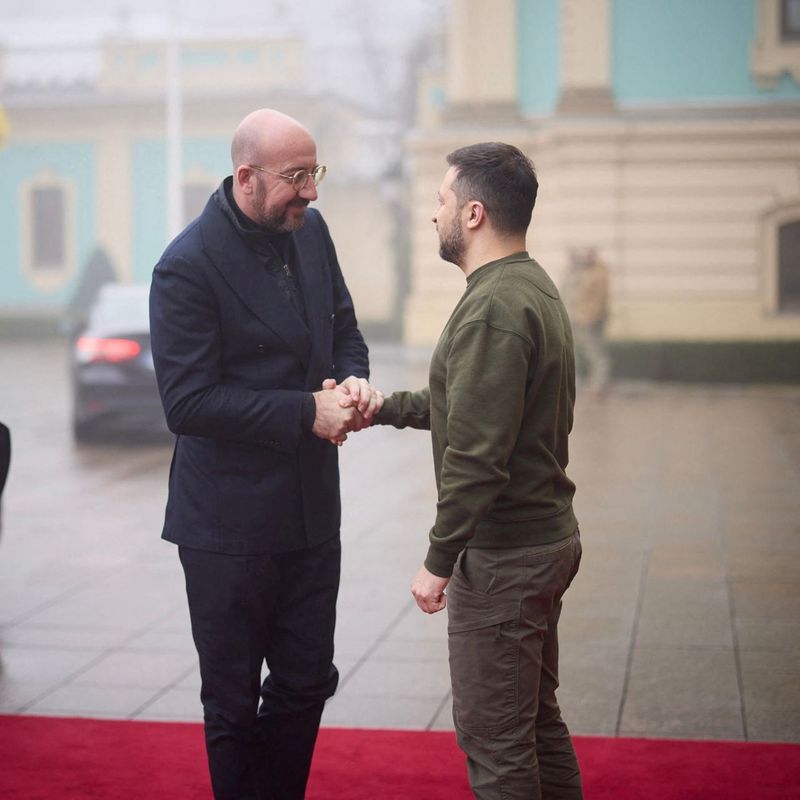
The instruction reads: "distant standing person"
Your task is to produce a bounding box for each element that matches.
[0,422,9,537]
[564,247,610,394]
[149,108,381,800]
[62,246,117,335]
[372,143,583,799]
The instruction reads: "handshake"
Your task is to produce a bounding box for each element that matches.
[311,376,384,446]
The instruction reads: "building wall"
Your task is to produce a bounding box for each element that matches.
[612,0,800,104]
[0,137,96,311]
[404,0,800,353]
[0,38,400,332]
[518,0,561,116]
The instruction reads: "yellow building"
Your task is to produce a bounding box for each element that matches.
[403,0,800,380]
[0,34,401,337]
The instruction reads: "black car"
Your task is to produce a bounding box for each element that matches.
[71,283,167,442]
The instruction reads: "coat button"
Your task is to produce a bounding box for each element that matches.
[256,344,266,353]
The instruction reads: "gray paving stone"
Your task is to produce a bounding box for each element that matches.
[322,692,447,730]
[1,342,799,743]
[739,650,800,710]
[0,680,56,714]
[134,688,204,722]
[558,643,627,711]
[744,707,800,743]
[558,691,619,736]
[370,635,449,663]
[426,693,455,731]
[0,645,100,685]
[0,623,130,650]
[735,619,800,654]
[338,657,451,701]
[730,579,800,620]
[69,650,196,689]
[26,684,158,717]
[620,645,744,740]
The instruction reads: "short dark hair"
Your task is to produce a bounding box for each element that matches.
[446,142,538,235]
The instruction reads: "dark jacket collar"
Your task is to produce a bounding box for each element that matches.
[213,177,292,261]
[199,181,319,367]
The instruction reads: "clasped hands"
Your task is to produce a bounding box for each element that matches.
[312,376,384,445]
[314,379,448,616]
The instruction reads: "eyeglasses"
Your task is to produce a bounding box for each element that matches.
[247,163,327,191]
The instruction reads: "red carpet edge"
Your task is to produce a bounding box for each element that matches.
[0,715,798,799]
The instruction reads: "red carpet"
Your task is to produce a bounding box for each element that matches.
[0,715,798,799]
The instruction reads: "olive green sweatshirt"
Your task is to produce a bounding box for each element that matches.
[376,252,578,577]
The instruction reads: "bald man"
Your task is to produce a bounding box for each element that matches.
[150,109,381,800]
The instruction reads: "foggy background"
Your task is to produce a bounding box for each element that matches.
[0,0,798,778]
[0,0,446,113]
[0,0,449,341]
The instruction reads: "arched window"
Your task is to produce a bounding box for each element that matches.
[20,170,76,291]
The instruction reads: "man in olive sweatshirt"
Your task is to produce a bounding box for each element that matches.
[374,143,583,799]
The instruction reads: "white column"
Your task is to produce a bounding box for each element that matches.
[557,0,615,113]
[445,0,518,119]
[95,125,132,280]
[165,4,183,240]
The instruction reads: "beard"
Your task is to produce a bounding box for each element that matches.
[438,216,465,266]
[252,178,308,233]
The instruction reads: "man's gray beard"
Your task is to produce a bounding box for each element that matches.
[257,209,306,234]
[253,180,307,233]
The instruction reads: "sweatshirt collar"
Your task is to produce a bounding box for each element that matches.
[466,251,530,285]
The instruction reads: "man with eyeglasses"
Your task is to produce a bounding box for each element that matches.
[150,108,381,800]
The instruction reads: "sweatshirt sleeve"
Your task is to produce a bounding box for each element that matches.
[374,388,431,430]
[424,320,532,577]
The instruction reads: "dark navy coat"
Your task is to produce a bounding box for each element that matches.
[149,194,369,554]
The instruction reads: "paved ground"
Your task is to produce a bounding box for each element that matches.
[0,339,798,743]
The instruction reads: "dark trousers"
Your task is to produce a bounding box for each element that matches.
[447,531,583,800]
[179,537,341,800]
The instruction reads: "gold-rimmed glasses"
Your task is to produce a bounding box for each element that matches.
[247,164,327,191]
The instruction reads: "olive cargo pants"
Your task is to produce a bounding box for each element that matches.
[447,531,583,800]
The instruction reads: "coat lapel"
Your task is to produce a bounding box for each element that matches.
[292,216,326,359]
[200,200,312,366]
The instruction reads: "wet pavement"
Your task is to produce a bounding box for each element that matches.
[0,339,798,742]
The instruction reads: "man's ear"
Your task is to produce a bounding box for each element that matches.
[234,165,254,195]
[465,201,485,230]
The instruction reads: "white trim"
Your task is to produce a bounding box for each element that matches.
[762,200,800,312]
[752,0,800,88]
[19,169,76,293]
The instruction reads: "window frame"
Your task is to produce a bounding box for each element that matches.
[762,201,800,315]
[181,166,219,227]
[752,0,800,87]
[19,170,77,292]
[782,0,800,42]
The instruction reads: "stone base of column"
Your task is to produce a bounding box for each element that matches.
[556,87,616,115]
[442,101,522,125]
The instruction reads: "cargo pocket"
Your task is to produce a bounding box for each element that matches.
[448,556,521,735]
